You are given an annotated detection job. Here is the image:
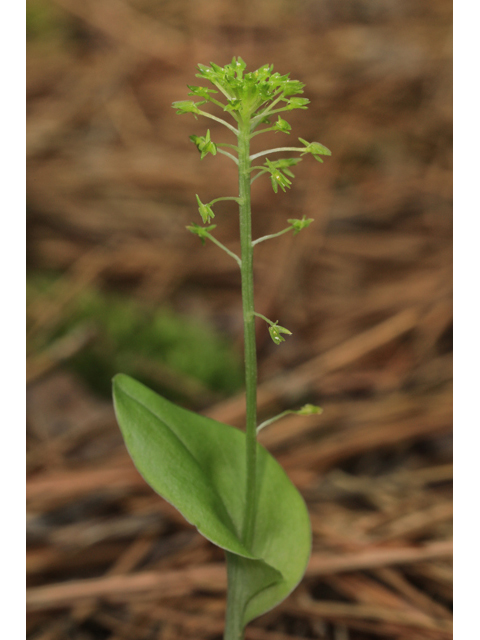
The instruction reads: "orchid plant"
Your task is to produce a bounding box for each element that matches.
[113,58,330,640]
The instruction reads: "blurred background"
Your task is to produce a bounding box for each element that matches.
[26,1,452,639]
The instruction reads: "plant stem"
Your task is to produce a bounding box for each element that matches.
[223,113,257,640]
[210,196,242,205]
[224,554,245,640]
[256,410,292,433]
[202,232,242,267]
[237,116,258,551]
[218,148,239,164]
[197,109,239,134]
[250,147,304,161]
[252,226,292,246]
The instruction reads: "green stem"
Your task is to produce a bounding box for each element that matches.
[217,143,239,151]
[209,196,242,206]
[250,92,285,130]
[202,232,242,267]
[250,167,269,185]
[250,147,304,161]
[252,226,292,246]
[237,117,258,551]
[253,312,275,326]
[223,114,257,640]
[224,554,245,640]
[252,106,296,120]
[250,126,281,138]
[218,148,239,165]
[256,410,292,433]
[197,109,239,134]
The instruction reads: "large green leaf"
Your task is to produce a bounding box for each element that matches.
[112,373,311,627]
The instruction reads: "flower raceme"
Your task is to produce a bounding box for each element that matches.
[175,58,331,350]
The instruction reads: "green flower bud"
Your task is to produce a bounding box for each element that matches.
[273,116,291,134]
[224,99,242,113]
[287,216,314,235]
[186,222,217,245]
[264,158,295,193]
[268,321,292,345]
[190,130,217,160]
[187,85,218,99]
[286,97,310,110]
[298,138,332,162]
[195,195,215,224]
[282,79,305,96]
[230,56,247,76]
[296,404,323,416]
[172,100,202,115]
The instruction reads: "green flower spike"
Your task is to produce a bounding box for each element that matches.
[268,321,292,345]
[195,195,215,223]
[287,216,314,235]
[190,129,217,159]
[298,138,332,163]
[187,222,217,245]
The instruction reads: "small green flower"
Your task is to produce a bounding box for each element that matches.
[186,222,217,245]
[298,138,332,162]
[172,100,202,116]
[287,216,314,235]
[272,116,291,134]
[230,56,247,77]
[296,404,323,416]
[270,171,291,194]
[285,97,310,110]
[268,321,292,345]
[223,98,242,113]
[196,63,221,83]
[190,130,217,159]
[187,85,218,100]
[269,158,302,173]
[281,79,306,96]
[195,194,215,224]
[264,158,299,193]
